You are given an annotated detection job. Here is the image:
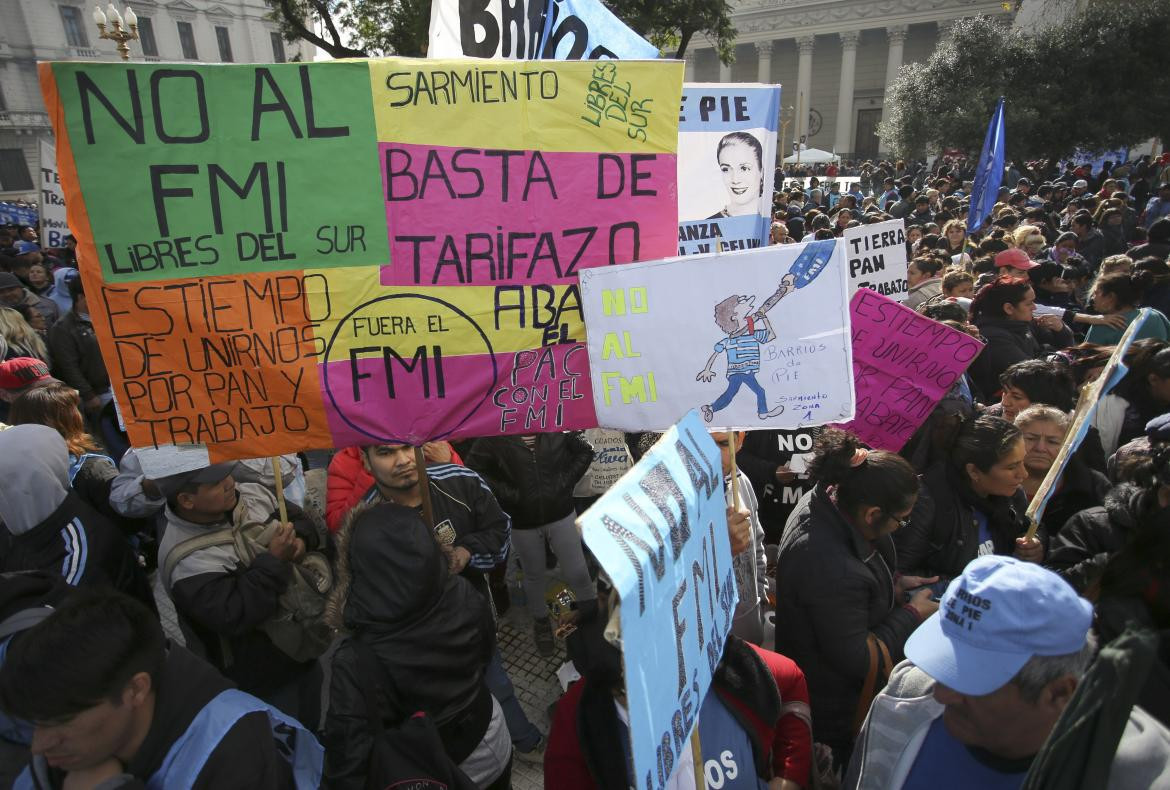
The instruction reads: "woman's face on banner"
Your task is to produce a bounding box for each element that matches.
[718,141,761,216]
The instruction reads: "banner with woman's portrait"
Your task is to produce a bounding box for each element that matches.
[677,84,780,256]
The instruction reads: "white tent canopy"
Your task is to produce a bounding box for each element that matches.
[783,147,840,164]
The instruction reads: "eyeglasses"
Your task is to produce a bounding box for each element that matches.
[883,512,912,530]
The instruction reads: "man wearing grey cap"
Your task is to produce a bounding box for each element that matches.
[154,455,328,718]
[846,556,1170,789]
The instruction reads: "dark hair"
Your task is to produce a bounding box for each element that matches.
[1116,340,1170,415]
[921,301,969,323]
[998,359,1076,411]
[976,238,1010,257]
[716,131,763,171]
[1093,269,1157,309]
[807,428,918,515]
[67,271,85,304]
[1133,256,1170,279]
[1027,261,1066,287]
[909,256,944,277]
[951,415,1023,478]
[1050,343,1113,386]
[0,590,165,722]
[1147,218,1170,245]
[969,275,1033,323]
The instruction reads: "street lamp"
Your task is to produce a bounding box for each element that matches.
[778,105,795,173]
[93,4,139,61]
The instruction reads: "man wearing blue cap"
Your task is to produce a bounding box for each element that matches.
[846,555,1170,789]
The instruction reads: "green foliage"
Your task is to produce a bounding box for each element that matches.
[607,0,737,62]
[879,1,1170,160]
[265,0,428,58]
[268,0,736,63]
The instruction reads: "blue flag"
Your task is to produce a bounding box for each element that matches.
[538,0,659,59]
[966,97,1005,233]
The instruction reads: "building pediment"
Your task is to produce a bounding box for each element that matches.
[732,0,1009,38]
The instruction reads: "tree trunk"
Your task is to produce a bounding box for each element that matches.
[675,28,694,59]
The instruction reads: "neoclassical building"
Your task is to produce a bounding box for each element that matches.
[685,0,1016,159]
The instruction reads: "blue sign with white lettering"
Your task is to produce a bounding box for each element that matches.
[580,411,737,790]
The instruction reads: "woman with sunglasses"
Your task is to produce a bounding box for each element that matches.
[775,428,935,772]
[895,415,1043,587]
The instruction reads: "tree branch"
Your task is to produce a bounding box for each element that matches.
[274,0,367,58]
[310,0,360,55]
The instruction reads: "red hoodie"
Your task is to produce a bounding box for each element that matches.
[545,642,812,789]
[324,444,462,531]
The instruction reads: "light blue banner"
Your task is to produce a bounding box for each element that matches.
[678,84,781,256]
[580,411,736,790]
[677,215,768,256]
[679,86,781,133]
[539,0,659,59]
[1032,309,1151,522]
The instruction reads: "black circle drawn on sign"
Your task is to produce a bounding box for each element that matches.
[322,293,497,443]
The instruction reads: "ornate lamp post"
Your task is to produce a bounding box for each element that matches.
[778,105,795,176]
[93,4,139,61]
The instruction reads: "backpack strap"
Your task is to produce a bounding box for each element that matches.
[161,528,237,592]
[0,607,55,641]
[852,633,894,736]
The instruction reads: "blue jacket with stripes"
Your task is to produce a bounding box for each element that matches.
[0,490,153,608]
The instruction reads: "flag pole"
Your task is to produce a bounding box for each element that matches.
[414,446,435,528]
[270,456,289,524]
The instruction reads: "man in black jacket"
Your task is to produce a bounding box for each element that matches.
[46,275,107,419]
[0,590,321,789]
[466,433,596,657]
[358,442,546,762]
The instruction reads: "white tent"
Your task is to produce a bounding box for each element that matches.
[783,147,840,164]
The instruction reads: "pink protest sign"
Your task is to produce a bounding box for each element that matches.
[836,289,984,451]
[380,143,678,286]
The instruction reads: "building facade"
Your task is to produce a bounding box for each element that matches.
[686,0,1015,160]
[0,0,311,202]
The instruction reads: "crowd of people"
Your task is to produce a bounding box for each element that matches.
[1,152,1169,790]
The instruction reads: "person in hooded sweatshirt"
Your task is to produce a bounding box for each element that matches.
[0,424,151,607]
[321,502,512,790]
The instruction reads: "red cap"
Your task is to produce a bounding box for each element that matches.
[0,357,52,392]
[995,248,1039,271]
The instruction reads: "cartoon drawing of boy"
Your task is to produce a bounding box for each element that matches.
[697,273,795,422]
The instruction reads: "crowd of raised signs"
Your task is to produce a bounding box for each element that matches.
[0,152,1168,790]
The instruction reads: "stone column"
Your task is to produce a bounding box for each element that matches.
[878,25,908,152]
[719,60,732,83]
[833,31,860,155]
[884,25,907,91]
[755,40,773,83]
[795,35,815,143]
[684,56,696,82]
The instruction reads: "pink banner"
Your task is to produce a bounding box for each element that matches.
[836,290,984,451]
[319,341,596,446]
[379,144,678,286]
